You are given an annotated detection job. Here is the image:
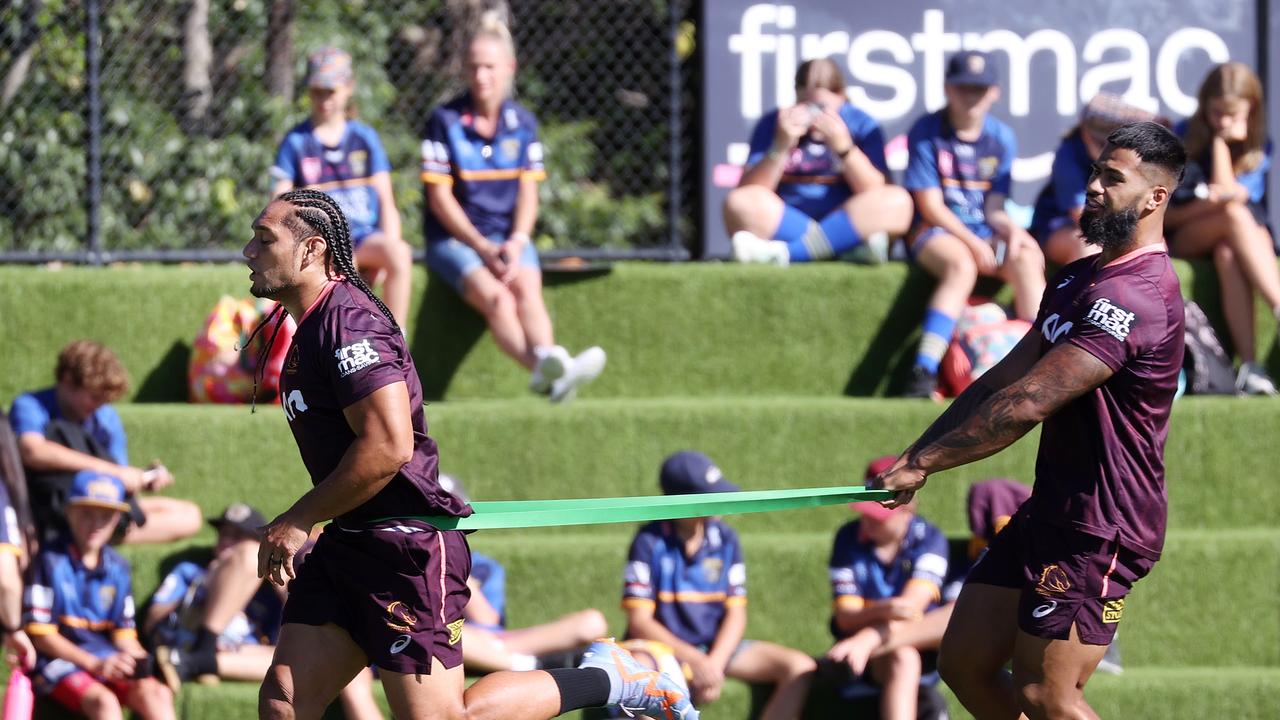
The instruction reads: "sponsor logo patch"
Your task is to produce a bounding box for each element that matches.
[390,634,412,654]
[348,150,367,176]
[447,618,465,646]
[335,339,381,378]
[384,600,418,633]
[1102,598,1125,623]
[702,557,723,583]
[301,157,322,184]
[1084,297,1137,341]
[1041,313,1073,343]
[283,390,308,422]
[1031,600,1058,618]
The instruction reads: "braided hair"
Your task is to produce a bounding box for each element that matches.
[241,189,400,411]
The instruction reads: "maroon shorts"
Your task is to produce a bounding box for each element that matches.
[965,510,1156,645]
[49,670,136,712]
[283,521,472,674]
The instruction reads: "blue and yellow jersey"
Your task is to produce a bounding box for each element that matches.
[420,94,546,243]
[904,110,1017,235]
[1030,131,1093,238]
[622,519,746,648]
[746,102,889,219]
[0,482,21,557]
[270,120,392,242]
[9,387,128,466]
[24,539,137,672]
[827,516,948,638]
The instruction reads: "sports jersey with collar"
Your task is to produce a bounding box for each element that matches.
[420,94,546,243]
[270,119,392,242]
[622,519,747,647]
[9,387,128,465]
[904,109,1017,235]
[745,102,889,218]
[828,516,949,638]
[279,281,470,525]
[24,538,137,673]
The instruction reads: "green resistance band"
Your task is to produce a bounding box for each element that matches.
[389,486,895,531]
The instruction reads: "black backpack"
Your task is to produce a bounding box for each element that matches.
[1182,299,1237,395]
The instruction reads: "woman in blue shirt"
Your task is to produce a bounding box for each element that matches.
[726,58,913,266]
[422,14,604,403]
[1166,62,1280,395]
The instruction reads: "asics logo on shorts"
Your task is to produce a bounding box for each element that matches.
[1032,600,1058,618]
[390,634,412,654]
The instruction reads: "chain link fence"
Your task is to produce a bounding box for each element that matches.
[0,0,695,261]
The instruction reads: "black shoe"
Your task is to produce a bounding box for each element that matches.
[903,366,938,399]
[156,642,219,692]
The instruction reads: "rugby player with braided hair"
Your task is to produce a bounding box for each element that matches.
[242,189,696,720]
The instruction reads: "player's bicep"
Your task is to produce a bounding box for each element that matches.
[342,382,412,449]
[1016,343,1115,420]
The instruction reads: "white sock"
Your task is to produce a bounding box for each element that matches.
[510,653,538,671]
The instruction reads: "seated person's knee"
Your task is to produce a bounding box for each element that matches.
[577,608,608,640]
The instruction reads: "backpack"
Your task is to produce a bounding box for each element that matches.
[939,302,1032,398]
[189,296,296,403]
[1181,299,1236,395]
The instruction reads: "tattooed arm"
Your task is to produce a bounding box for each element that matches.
[872,343,1114,502]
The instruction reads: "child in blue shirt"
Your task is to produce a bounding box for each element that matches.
[902,51,1045,398]
[622,451,816,720]
[727,58,913,266]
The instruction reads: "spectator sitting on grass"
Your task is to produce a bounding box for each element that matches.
[23,471,176,720]
[270,46,414,328]
[1166,61,1280,395]
[9,340,201,545]
[622,451,816,720]
[727,57,913,266]
[421,12,605,403]
[901,51,1046,399]
[146,503,382,718]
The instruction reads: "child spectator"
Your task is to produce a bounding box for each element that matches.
[1166,61,1280,395]
[23,470,176,719]
[270,47,414,327]
[622,451,815,719]
[728,58,912,265]
[902,51,1045,398]
[1030,93,1159,265]
[824,456,950,720]
[10,340,201,545]
[422,12,605,402]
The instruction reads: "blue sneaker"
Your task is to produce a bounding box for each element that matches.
[579,639,699,719]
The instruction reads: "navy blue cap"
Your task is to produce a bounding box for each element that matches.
[659,451,740,495]
[946,51,997,86]
[67,470,130,512]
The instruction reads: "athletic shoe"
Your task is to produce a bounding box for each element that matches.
[155,645,219,693]
[840,231,890,265]
[1236,362,1278,396]
[550,346,607,404]
[530,345,572,395]
[579,639,699,719]
[731,230,790,266]
[903,366,939,399]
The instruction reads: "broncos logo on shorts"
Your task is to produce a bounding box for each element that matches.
[1035,564,1072,596]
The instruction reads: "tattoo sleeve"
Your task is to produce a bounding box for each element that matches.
[907,343,1114,475]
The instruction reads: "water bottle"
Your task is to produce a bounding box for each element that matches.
[2,670,34,720]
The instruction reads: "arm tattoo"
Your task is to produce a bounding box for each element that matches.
[908,344,1113,475]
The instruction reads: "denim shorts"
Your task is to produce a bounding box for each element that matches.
[425,234,541,293]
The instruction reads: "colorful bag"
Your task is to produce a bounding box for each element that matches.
[939,302,1032,398]
[188,296,296,404]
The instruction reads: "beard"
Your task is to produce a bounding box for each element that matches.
[1079,204,1141,250]
[249,275,290,300]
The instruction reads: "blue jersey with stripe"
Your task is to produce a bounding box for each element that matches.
[1030,131,1092,237]
[904,110,1016,234]
[270,120,392,242]
[622,519,747,647]
[828,516,948,639]
[420,94,546,243]
[746,102,889,219]
[24,538,137,674]
[470,551,507,629]
[9,387,128,465]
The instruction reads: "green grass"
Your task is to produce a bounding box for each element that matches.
[3,260,1277,403]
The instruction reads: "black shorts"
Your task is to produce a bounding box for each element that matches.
[965,510,1155,645]
[283,522,472,674]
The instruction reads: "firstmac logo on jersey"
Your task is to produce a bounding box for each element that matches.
[336,339,381,378]
[1085,298,1136,341]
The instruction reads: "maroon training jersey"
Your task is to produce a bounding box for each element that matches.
[1029,244,1184,560]
[278,281,471,524]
